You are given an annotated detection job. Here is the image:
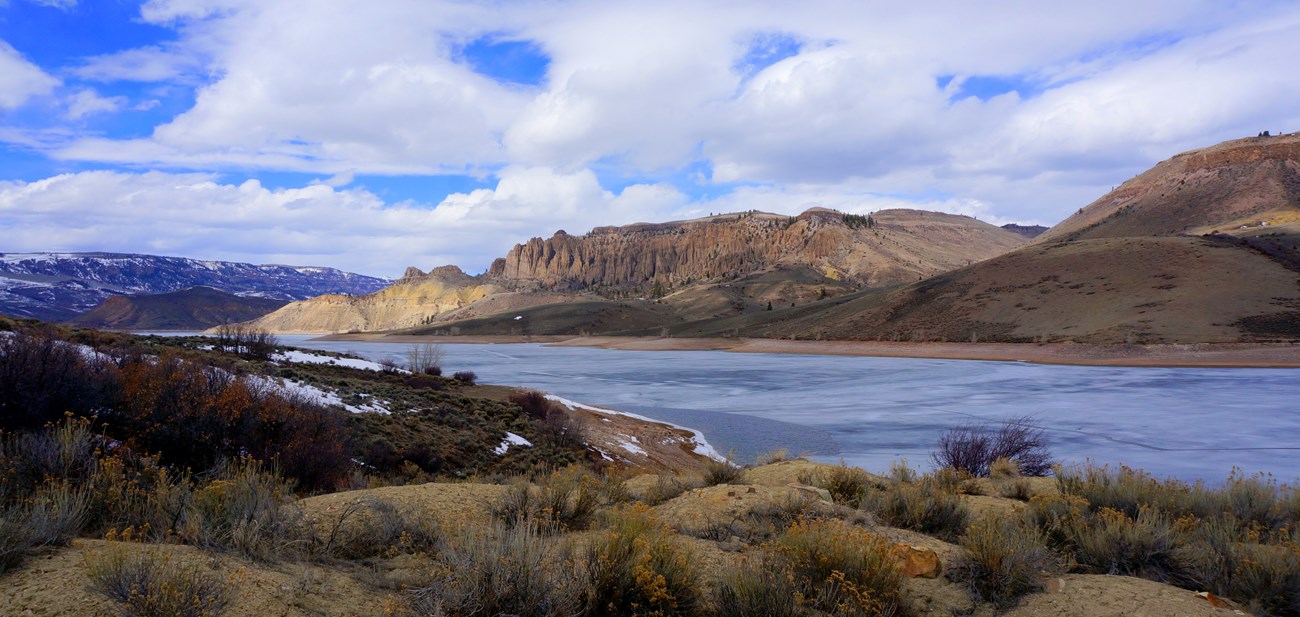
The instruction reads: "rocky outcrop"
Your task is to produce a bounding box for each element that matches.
[489,208,1027,292]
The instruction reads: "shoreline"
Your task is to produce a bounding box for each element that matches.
[311,333,1300,368]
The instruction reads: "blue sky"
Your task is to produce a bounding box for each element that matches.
[1,0,1298,277]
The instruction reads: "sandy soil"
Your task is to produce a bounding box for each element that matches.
[319,333,1300,367]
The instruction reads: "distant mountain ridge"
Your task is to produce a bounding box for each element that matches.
[0,252,388,322]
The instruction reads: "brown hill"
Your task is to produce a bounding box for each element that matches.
[490,208,1027,293]
[66,286,286,330]
[1036,132,1300,243]
[704,236,1300,344]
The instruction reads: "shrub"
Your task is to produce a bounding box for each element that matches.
[404,522,579,617]
[86,453,193,540]
[772,518,905,616]
[932,415,1052,477]
[801,462,878,508]
[755,448,793,465]
[0,328,122,430]
[496,467,600,533]
[86,543,230,617]
[1175,517,1300,617]
[319,496,439,559]
[713,555,799,617]
[0,481,89,573]
[510,390,554,420]
[185,458,309,561]
[1060,506,1179,580]
[860,474,971,542]
[582,504,700,617]
[702,452,745,486]
[452,370,477,384]
[950,515,1058,608]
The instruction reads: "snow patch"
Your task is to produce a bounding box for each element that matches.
[494,432,533,455]
[543,395,724,461]
[248,375,391,414]
[273,349,403,372]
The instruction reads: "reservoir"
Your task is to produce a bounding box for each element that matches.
[281,336,1300,483]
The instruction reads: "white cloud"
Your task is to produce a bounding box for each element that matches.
[0,169,685,276]
[28,0,77,10]
[73,45,205,82]
[65,89,127,120]
[18,0,1300,231]
[0,41,59,109]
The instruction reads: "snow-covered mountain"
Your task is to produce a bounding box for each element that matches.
[0,252,389,322]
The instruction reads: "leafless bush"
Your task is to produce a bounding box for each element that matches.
[932,415,1053,477]
[405,343,444,375]
[213,323,278,360]
[0,327,122,430]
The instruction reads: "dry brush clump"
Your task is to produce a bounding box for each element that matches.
[495,466,601,533]
[402,522,580,617]
[762,517,905,616]
[701,451,746,487]
[1031,463,1300,616]
[949,514,1060,608]
[799,462,882,507]
[582,504,702,617]
[85,542,231,617]
[858,470,971,542]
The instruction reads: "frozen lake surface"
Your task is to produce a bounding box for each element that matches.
[279,336,1300,483]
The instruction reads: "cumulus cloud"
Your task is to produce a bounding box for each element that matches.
[0,41,59,109]
[13,1,1300,234]
[0,168,686,276]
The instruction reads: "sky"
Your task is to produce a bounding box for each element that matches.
[1,0,1297,278]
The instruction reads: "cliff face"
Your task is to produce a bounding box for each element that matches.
[245,266,506,333]
[488,208,1028,291]
[1036,133,1300,243]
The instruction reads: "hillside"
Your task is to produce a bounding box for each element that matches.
[66,286,287,330]
[1036,132,1300,243]
[250,208,1028,334]
[709,236,1300,344]
[702,133,1300,345]
[0,252,388,322]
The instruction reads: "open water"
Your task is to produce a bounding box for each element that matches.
[268,336,1300,483]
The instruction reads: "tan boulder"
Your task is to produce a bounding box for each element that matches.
[889,544,942,578]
